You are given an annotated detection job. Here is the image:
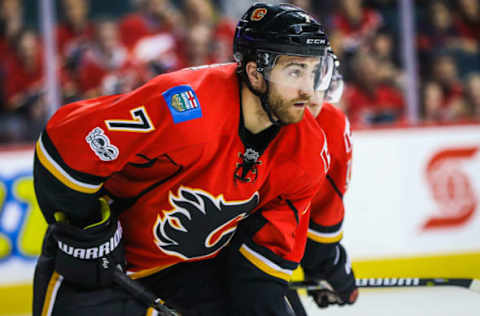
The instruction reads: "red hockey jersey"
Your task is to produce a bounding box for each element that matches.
[308,103,353,245]
[34,63,329,283]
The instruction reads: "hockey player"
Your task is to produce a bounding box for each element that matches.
[32,3,336,316]
[287,69,359,315]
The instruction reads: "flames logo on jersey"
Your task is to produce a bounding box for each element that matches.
[154,187,259,260]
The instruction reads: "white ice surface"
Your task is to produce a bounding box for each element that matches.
[13,286,480,316]
[302,287,480,316]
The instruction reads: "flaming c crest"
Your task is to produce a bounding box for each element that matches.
[154,187,259,260]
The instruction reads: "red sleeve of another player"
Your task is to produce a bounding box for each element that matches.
[309,111,353,244]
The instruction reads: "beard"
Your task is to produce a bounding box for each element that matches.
[267,87,308,124]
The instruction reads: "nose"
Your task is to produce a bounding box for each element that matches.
[298,81,315,99]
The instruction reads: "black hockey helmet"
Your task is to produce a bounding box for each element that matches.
[233,3,334,124]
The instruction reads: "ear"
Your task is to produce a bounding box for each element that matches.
[246,61,266,92]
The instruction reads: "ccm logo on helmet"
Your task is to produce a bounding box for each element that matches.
[251,8,267,21]
[306,38,326,45]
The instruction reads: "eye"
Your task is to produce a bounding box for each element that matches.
[288,69,302,78]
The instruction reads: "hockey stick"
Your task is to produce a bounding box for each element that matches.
[113,268,179,315]
[289,277,480,293]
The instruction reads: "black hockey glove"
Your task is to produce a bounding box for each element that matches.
[52,198,125,289]
[304,243,358,308]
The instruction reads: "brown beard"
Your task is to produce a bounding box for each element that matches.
[267,87,308,124]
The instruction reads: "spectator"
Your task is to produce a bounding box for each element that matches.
[76,19,145,98]
[182,0,236,64]
[4,30,44,112]
[454,0,480,42]
[56,0,94,62]
[119,0,185,76]
[183,23,215,66]
[0,0,23,61]
[119,0,180,49]
[422,54,470,122]
[429,53,465,117]
[464,73,480,119]
[365,0,398,34]
[1,30,46,142]
[422,79,469,122]
[452,0,480,76]
[417,1,459,75]
[417,1,458,50]
[329,0,383,53]
[0,0,24,122]
[417,0,480,78]
[343,51,405,126]
[422,80,447,122]
[370,29,402,87]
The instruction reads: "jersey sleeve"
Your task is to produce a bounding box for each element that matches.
[309,110,352,243]
[302,107,353,276]
[226,156,324,315]
[236,186,315,281]
[34,79,176,226]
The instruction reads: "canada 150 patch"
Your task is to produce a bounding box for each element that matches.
[162,85,202,124]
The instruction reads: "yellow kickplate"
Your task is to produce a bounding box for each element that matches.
[0,283,32,316]
[352,251,480,279]
[291,250,480,297]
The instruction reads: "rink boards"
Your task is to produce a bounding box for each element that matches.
[1,124,480,315]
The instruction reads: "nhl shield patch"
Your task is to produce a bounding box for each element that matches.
[162,85,202,124]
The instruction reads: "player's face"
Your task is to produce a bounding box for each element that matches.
[307,90,326,118]
[267,55,321,124]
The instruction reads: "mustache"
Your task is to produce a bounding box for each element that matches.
[292,97,311,103]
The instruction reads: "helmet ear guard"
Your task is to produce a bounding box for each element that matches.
[255,51,275,73]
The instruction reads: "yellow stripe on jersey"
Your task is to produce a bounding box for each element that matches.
[128,262,178,280]
[41,272,63,316]
[36,139,103,194]
[239,244,293,282]
[146,307,159,316]
[307,229,343,243]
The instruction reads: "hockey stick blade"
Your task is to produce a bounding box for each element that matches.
[290,277,480,294]
[113,268,178,315]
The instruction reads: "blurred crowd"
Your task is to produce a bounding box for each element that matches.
[0,0,479,143]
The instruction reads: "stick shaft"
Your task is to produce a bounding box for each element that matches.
[113,269,178,315]
[290,277,479,293]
